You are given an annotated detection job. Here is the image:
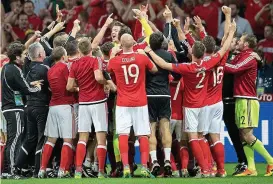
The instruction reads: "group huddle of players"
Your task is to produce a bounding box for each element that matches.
[1,3,273,180]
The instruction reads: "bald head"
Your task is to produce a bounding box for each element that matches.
[120,34,134,50]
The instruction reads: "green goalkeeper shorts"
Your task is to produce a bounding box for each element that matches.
[235,98,260,129]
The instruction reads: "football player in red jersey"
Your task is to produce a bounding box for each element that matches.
[147,19,236,177]
[66,37,108,179]
[107,33,158,178]
[39,47,77,178]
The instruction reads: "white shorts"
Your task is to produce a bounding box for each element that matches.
[203,101,223,134]
[170,119,182,141]
[45,105,76,138]
[183,106,207,133]
[116,105,151,136]
[78,102,108,133]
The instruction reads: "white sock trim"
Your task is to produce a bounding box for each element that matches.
[211,141,222,147]
[0,143,5,146]
[78,141,86,146]
[97,145,107,150]
[189,139,199,142]
[180,146,188,150]
[45,141,55,147]
[63,142,73,149]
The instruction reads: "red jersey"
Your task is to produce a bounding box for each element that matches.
[205,51,229,106]
[48,62,76,106]
[192,2,219,38]
[61,5,83,33]
[172,53,221,108]
[28,14,42,30]
[245,0,270,35]
[258,38,273,64]
[170,78,184,120]
[67,57,80,103]
[12,27,27,40]
[107,52,154,107]
[89,0,106,29]
[225,49,258,99]
[69,56,106,103]
[111,42,148,56]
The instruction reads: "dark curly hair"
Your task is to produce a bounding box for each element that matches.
[7,42,25,63]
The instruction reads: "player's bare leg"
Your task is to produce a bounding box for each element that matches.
[149,122,160,176]
[58,138,73,178]
[237,128,273,176]
[159,118,172,176]
[38,137,57,178]
[74,132,89,179]
[188,132,209,177]
[95,131,107,178]
[209,133,226,177]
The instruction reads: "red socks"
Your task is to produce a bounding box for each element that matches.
[211,141,225,170]
[75,141,86,170]
[139,136,149,167]
[97,145,107,172]
[189,139,208,171]
[41,142,55,170]
[60,142,73,171]
[199,139,210,168]
[119,135,129,166]
[0,143,5,173]
[180,146,189,170]
[170,153,178,171]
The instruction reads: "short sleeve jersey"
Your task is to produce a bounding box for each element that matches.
[107,52,154,107]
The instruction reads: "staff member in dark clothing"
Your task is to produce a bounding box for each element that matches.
[222,37,247,175]
[1,42,41,178]
[15,42,51,177]
[146,32,178,177]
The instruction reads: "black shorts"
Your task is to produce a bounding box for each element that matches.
[148,97,171,122]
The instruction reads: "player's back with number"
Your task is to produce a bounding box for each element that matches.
[172,53,222,108]
[108,52,154,107]
[205,51,229,105]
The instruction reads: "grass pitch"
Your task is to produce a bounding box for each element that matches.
[1,163,272,184]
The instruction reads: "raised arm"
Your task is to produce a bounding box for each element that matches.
[91,14,113,49]
[220,6,232,45]
[132,9,153,44]
[254,4,270,25]
[217,19,237,58]
[43,21,66,39]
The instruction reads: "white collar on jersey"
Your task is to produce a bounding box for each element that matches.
[122,51,134,54]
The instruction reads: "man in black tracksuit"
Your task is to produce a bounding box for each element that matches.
[14,42,51,177]
[222,50,248,175]
[146,32,180,177]
[1,43,41,177]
